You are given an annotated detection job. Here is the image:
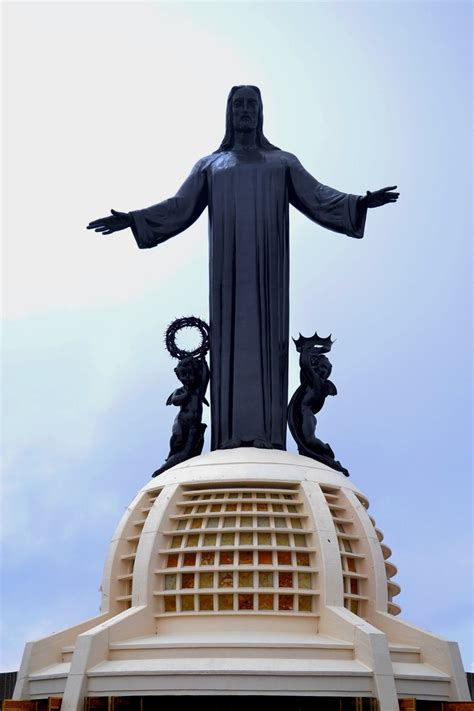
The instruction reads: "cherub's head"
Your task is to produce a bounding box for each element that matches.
[311,354,332,380]
[174,357,200,387]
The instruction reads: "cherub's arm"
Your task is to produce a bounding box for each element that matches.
[166,387,189,406]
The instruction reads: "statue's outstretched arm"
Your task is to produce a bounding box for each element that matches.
[129,159,208,249]
[86,159,208,249]
[286,153,367,239]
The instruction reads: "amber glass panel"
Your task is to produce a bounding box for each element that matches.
[296,552,310,566]
[211,504,221,512]
[199,595,214,611]
[171,536,183,549]
[223,517,236,528]
[259,571,273,588]
[240,516,252,527]
[184,506,193,513]
[278,572,293,588]
[257,503,268,511]
[218,594,234,610]
[293,534,306,547]
[298,595,312,612]
[167,554,179,568]
[277,551,291,565]
[177,520,187,531]
[346,557,357,572]
[298,572,312,589]
[182,573,195,589]
[274,518,286,529]
[273,504,284,513]
[181,595,195,611]
[191,519,202,530]
[199,572,214,588]
[291,519,303,529]
[239,571,253,588]
[206,518,218,528]
[258,550,273,565]
[257,517,270,527]
[201,494,211,500]
[203,534,217,546]
[287,505,297,513]
[283,495,293,500]
[201,551,215,566]
[183,553,196,566]
[186,534,199,547]
[197,505,207,513]
[221,532,234,546]
[239,532,253,545]
[164,596,176,612]
[242,493,252,498]
[226,504,237,512]
[350,599,359,615]
[190,495,199,501]
[276,533,290,546]
[219,551,234,565]
[279,594,294,611]
[257,532,271,545]
[164,574,176,590]
[258,594,274,610]
[350,578,359,595]
[239,550,253,565]
[241,503,252,512]
[238,594,253,610]
[218,572,234,588]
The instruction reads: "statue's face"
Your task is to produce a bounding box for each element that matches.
[232,87,259,133]
[176,364,196,386]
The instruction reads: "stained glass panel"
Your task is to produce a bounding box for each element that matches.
[164,574,176,590]
[164,596,176,612]
[279,594,294,611]
[218,572,234,588]
[199,595,214,611]
[238,594,253,610]
[218,594,233,610]
[258,594,274,610]
[239,571,253,587]
[181,595,195,611]
[201,551,215,566]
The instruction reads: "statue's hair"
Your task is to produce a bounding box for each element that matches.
[215,85,280,153]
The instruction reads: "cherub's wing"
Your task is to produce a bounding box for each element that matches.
[326,380,337,396]
[166,392,174,406]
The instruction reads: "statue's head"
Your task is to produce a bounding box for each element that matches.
[216,85,279,152]
[311,354,332,380]
[174,357,201,387]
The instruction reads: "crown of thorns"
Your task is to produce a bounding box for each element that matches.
[165,316,210,360]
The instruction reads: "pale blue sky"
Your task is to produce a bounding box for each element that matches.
[2,1,472,671]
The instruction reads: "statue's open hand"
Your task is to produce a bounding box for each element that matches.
[365,186,399,208]
[87,209,131,235]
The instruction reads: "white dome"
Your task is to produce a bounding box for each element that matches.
[14,450,469,710]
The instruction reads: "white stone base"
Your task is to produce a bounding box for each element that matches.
[14,449,470,710]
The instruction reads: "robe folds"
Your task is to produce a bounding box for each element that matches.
[129,149,367,451]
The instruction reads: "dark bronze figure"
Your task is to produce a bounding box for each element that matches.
[288,332,348,476]
[88,86,399,452]
[152,318,210,477]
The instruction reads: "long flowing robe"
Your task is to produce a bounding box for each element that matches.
[129,148,367,451]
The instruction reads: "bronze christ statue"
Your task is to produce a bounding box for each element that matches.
[88,85,398,452]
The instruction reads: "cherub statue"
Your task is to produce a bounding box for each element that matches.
[152,356,209,477]
[288,332,348,476]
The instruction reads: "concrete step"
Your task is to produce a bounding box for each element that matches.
[392,661,451,701]
[107,633,355,662]
[388,643,421,663]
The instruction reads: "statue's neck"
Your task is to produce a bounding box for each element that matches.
[233,130,258,151]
